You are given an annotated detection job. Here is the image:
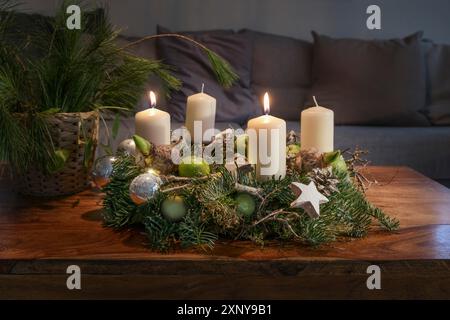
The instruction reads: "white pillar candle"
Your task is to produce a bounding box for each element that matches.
[185,84,216,144]
[300,96,334,153]
[247,92,286,181]
[135,91,171,146]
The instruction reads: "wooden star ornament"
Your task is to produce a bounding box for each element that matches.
[290,181,329,219]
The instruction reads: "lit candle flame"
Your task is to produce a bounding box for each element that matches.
[149,91,156,108]
[146,168,158,175]
[263,92,270,115]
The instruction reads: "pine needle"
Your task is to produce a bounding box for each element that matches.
[121,33,239,89]
[205,48,239,88]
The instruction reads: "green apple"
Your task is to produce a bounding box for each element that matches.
[178,156,210,177]
[323,150,348,173]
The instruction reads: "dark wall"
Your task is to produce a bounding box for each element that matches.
[20,0,450,43]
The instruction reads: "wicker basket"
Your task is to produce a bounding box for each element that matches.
[17,111,99,197]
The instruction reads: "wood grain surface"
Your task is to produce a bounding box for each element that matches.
[0,166,449,299]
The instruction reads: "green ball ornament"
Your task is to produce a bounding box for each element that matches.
[178,156,210,177]
[161,196,186,222]
[235,193,256,217]
[323,150,348,173]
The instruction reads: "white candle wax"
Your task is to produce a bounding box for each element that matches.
[185,84,216,144]
[300,97,334,153]
[135,91,171,146]
[247,93,286,181]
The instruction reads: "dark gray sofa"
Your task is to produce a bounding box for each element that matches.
[107,30,450,185]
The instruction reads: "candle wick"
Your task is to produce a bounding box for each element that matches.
[201,83,204,93]
[313,96,319,107]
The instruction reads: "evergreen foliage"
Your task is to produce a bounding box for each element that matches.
[0,1,238,174]
[103,154,399,252]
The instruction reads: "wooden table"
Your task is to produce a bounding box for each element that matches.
[0,166,449,299]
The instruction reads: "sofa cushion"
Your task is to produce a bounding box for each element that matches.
[309,31,430,126]
[156,26,260,125]
[251,85,307,121]
[242,29,312,120]
[426,43,450,125]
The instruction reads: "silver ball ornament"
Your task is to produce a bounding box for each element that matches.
[92,155,116,188]
[117,139,137,156]
[117,138,146,166]
[129,170,163,205]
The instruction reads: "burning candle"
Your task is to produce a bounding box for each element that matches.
[135,91,171,146]
[247,92,286,180]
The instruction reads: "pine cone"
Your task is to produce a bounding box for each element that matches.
[287,148,323,174]
[307,167,340,197]
[287,154,301,174]
[155,144,172,160]
[299,149,323,172]
[149,144,177,175]
[287,130,299,145]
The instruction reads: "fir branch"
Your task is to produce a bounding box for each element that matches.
[256,176,297,217]
[102,156,399,251]
[102,155,141,228]
[294,217,336,245]
[144,214,177,252]
[179,215,217,250]
[369,206,400,231]
[121,33,238,88]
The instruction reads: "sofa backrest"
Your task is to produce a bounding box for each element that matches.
[118,30,313,121]
[425,42,450,125]
[119,30,450,126]
[241,29,312,121]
